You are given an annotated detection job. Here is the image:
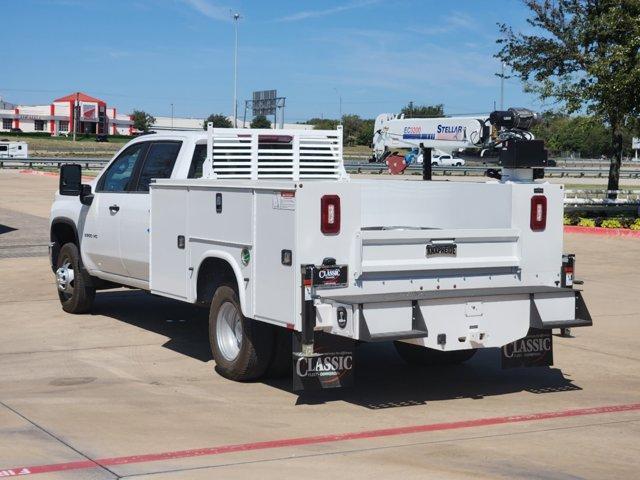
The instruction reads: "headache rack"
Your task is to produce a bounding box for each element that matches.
[202,124,348,181]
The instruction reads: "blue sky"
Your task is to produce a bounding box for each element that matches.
[2,0,544,121]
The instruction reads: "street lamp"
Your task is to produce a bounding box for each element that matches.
[231,11,242,128]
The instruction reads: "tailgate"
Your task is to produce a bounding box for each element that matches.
[357,227,520,274]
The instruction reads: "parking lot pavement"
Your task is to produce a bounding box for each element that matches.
[0,170,639,479]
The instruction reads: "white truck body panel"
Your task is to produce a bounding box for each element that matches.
[149,171,568,348]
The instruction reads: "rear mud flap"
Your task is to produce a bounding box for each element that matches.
[501,328,553,369]
[292,332,355,392]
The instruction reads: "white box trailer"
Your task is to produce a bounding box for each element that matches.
[0,140,28,158]
[51,126,591,390]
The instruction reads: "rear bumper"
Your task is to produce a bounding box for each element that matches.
[315,286,592,349]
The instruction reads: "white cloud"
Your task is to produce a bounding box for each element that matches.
[408,11,474,36]
[277,0,379,22]
[180,0,230,22]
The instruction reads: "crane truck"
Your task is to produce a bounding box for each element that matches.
[50,109,591,391]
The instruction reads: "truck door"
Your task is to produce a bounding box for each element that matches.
[119,141,182,281]
[82,142,149,277]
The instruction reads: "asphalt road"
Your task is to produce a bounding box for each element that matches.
[0,169,639,479]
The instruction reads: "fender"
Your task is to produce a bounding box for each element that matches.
[50,216,80,244]
[193,250,250,318]
[49,216,80,271]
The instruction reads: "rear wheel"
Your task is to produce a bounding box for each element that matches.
[394,342,476,366]
[55,243,95,314]
[209,285,274,381]
[431,161,438,166]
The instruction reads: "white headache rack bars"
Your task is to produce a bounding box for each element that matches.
[203,124,348,181]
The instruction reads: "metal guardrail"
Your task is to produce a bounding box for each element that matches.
[2,157,640,180]
[0,157,108,169]
[343,162,640,179]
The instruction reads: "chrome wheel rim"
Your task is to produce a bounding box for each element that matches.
[216,302,243,361]
[56,259,75,297]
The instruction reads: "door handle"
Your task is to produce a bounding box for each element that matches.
[109,204,120,213]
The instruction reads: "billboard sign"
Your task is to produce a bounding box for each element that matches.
[81,103,97,120]
[252,90,277,116]
[633,137,640,149]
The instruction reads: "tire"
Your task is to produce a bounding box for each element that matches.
[455,162,462,167]
[209,285,274,381]
[266,325,293,378]
[394,342,476,366]
[55,242,95,314]
[431,162,438,166]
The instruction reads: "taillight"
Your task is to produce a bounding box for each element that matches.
[530,195,547,231]
[321,195,341,235]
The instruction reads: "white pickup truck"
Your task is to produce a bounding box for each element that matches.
[50,126,591,389]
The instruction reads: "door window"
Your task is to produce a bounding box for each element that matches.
[135,141,182,192]
[97,143,147,192]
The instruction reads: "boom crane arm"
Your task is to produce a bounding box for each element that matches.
[372,108,538,162]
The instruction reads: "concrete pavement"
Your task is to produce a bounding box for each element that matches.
[0,169,639,479]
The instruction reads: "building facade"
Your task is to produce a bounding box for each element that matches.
[0,92,133,136]
[0,91,313,136]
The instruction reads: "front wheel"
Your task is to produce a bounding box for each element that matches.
[55,242,95,314]
[431,162,438,166]
[394,342,476,366]
[209,285,274,381]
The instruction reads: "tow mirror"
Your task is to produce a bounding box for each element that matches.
[59,164,82,196]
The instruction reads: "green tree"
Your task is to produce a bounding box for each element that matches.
[496,0,640,196]
[203,114,233,129]
[356,118,375,146]
[341,114,364,146]
[306,118,340,130]
[401,102,444,118]
[250,115,272,128]
[131,110,156,132]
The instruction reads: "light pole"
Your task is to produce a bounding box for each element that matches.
[231,11,241,128]
[72,92,78,142]
[334,87,342,122]
[170,103,174,130]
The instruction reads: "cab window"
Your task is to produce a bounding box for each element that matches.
[97,143,147,192]
[188,144,207,179]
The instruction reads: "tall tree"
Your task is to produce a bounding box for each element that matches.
[203,114,233,129]
[131,110,156,132]
[401,102,444,118]
[496,0,640,197]
[250,115,272,128]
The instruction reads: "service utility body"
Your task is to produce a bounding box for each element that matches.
[50,113,592,391]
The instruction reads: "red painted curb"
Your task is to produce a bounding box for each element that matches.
[564,225,640,238]
[3,402,640,477]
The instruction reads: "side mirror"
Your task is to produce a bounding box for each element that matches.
[80,184,94,206]
[59,164,82,196]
